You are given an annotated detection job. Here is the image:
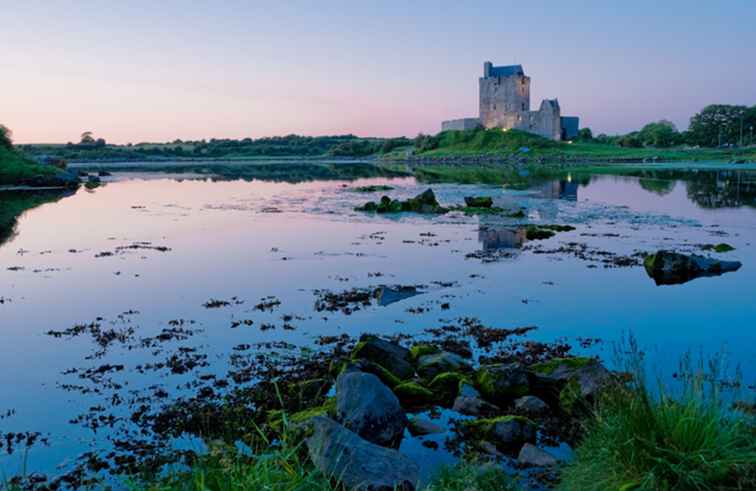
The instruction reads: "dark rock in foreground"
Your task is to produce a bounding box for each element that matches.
[644,250,742,285]
[464,196,493,208]
[306,416,418,491]
[336,370,407,447]
[353,335,414,380]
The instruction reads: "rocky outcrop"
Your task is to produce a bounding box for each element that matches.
[336,370,407,448]
[643,250,742,285]
[306,416,419,491]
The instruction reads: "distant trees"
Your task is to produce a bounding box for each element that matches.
[687,104,755,146]
[0,125,13,151]
[637,120,681,147]
[576,128,593,141]
[80,131,95,144]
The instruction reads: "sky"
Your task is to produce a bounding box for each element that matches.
[3,1,756,144]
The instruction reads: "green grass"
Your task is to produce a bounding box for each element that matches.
[404,127,756,163]
[559,340,756,491]
[0,147,60,186]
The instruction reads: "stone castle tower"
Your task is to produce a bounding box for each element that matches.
[442,62,579,141]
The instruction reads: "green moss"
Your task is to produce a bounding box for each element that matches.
[506,209,526,218]
[524,224,575,241]
[464,415,535,436]
[702,243,735,253]
[531,357,594,376]
[559,378,583,413]
[360,361,403,389]
[474,366,529,401]
[409,344,440,362]
[428,372,467,403]
[394,382,436,408]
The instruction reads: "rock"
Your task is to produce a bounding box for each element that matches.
[464,196,494,208]
[407,417,444,436]
[427,372,466,405]
[306,416,419,491]
[513,395,549,416]
[352,335,414,380]
[375,286,421,307]
[409,344,440,362]
[531,357,611,411]
[452,394,501,417]
[417,351,471,380]
[475,363,534,405]
[458,383,481,399]
[393,382,435,409]
[465,416,536,450]
[355,189,447,215]
[517,443,557,467]
[643,250,742,285]
[336,370,407,447]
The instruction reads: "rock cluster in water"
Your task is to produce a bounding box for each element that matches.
[644,250,742,285]
[298,335,613,490]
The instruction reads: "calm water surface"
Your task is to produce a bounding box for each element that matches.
[1,165,754,483]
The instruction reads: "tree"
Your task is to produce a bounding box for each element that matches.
[0,124,13,150]
[80,131,95,144]
[576,128,593,141]
[637,120,680,147]
[687,105,748,147]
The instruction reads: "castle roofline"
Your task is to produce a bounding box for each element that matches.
[483,62,524,78]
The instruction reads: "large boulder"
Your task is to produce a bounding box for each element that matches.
[474,362,534,405]
[336,370,407,447]
[416,351,471,380]
[352,335,414,380]
[306,416,419,491]
[643,250,741,285]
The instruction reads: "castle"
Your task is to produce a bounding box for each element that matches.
[442,62,579,141]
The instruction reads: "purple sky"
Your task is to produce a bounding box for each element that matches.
[3,1,755,143]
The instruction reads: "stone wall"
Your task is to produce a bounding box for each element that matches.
[479,74,530,128]
[441,118,481,132]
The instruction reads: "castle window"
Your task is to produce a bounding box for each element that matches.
[493,104,496,110]
[522,103,526,111]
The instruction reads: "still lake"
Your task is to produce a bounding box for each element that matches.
[1,163,755,483]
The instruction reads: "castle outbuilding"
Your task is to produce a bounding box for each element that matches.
[442,62,579,141]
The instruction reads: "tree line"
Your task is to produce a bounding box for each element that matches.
[581,104,756,148]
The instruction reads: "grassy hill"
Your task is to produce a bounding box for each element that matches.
[407,127,756,163]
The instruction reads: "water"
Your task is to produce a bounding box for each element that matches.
[1,164,754,484]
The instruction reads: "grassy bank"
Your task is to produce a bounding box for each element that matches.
[0,147,62,186]
[393,128,756,164]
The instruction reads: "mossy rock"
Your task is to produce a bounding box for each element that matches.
[475,363,532,405]
[427,372,467,405]
[530,357,594,376]
[290,397,337,424]
[702,243,735,253]
[409,343,440,363]
[524,224,575,241]
[393,382,436,409]
[558,378,583,414]
[463,415,536,449]
[351,336,414,380]
[464,196,493,208]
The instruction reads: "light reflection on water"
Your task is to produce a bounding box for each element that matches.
[0,168,755,481]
